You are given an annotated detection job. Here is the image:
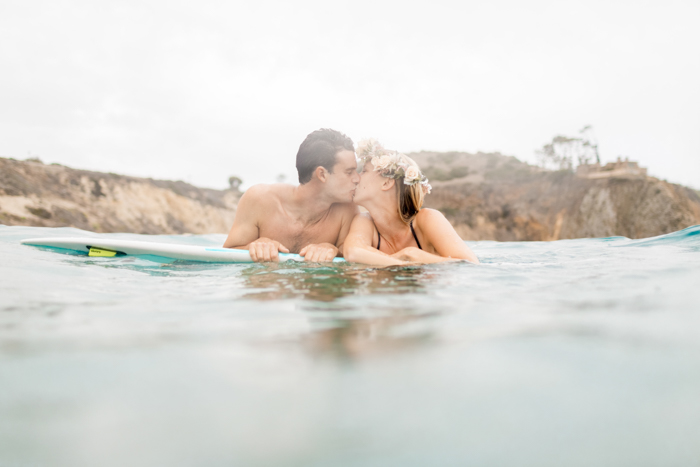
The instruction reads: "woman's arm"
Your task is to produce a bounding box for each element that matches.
[389,246,457,264]
[343,213,407,267]
[414,209,479,264]
[335,203,362,257]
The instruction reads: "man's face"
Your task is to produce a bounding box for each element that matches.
[324,149,360,202]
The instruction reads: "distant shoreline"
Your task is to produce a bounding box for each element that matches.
[2,155,700,240]
[0,157,240,235]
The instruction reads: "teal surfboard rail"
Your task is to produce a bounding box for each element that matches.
[21,237,347,264]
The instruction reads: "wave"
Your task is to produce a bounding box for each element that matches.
[614,224,700,249]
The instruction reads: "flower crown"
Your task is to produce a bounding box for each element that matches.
[356,138,432,194]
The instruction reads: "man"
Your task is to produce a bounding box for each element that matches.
[223,128,360,262]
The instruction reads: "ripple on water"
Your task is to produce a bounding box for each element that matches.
[1,224,700,466]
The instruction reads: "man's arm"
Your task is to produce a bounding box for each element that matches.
[223,186,289,262]
[223,188,260,249]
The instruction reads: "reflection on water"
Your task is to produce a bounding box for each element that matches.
[302,312,438,360]
[241,263,439,358]
[239,263,429,302]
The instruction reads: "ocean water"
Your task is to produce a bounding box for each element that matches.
[1,224,699,467]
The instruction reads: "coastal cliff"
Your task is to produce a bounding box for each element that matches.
[0,157,239,234]
[411,151,700,241]
[2,154,699,240]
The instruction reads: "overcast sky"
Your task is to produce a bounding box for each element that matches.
[1,0,698,189]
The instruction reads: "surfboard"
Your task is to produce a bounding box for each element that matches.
[20,237,346,263]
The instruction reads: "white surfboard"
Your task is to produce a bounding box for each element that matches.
[21,237,346,263]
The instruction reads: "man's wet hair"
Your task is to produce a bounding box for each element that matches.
[296,129,354,184]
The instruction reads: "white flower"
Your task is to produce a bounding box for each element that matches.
[421,179,432,194]
[376,155,394,171]
[358,139,429,191]
[356,138,383,159]
[404,166,421,182]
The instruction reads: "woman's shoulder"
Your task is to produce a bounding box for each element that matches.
[413,208,455,239]
[346,211,376,237]
[352,211,375,224]
[414,208,447,224]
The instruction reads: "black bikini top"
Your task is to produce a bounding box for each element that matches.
[376,220,422,251]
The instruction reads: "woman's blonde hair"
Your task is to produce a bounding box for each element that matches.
[355,138,431,223]
[395,155,425,224]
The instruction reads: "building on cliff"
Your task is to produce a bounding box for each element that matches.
[576,157,647,179]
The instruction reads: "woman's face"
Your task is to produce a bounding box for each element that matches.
[353,161,384,204]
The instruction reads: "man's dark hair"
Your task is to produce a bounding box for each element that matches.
[296,128,354,184]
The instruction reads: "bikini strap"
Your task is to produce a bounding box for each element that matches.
[410,221,423,250]
[376,222,421,250]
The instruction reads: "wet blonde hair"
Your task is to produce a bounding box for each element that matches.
[395,155,425,224]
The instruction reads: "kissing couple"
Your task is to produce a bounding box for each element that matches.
[223,128,479,266]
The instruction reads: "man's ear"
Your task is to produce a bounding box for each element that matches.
[381,178,396,191]
[313,166,328,183]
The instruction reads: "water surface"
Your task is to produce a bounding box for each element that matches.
[1,225,699,466]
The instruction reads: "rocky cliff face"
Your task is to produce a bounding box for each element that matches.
[411,151,700,241]
[3,154,699,240]
[0,157,239,234]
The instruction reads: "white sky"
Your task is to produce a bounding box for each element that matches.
[1,0,698,189]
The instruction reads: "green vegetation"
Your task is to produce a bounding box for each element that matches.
[485,156,498,169]
[439,207,459,217]
[26,207,52,219]
[423,166,470,181]
[536,125,599,171]
[228,176,243,190]
[485,159,535,181]
[438,152,459,165]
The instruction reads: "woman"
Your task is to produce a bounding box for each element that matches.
[344,138,479,266]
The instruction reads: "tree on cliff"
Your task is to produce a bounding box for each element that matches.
[228,176,242,191]
[536,126,600,171]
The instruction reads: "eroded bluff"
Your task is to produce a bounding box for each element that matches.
[2,154,699,240]
[411,151,700,240]
[0,158,239,234]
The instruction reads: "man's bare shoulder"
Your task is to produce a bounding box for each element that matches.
[239,183,294,207]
